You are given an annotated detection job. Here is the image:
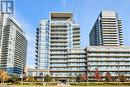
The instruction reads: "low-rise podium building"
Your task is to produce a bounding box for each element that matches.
[86,46,130,80]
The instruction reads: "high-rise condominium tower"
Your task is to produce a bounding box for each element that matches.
[89,11,123,46]
[35,13,86,81]
[0,13,27,75]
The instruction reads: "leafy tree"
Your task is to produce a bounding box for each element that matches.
[93,68,101,81]
[26,76,34,82]
[76,75,81,82]
[76,74,87,82]
[0,70,9,83]
[118,75,127,82]
[105,71,112,82]
[8,75,20,83]
[111,76,116,82]
[80,74,87,81]
[44,75,52,82]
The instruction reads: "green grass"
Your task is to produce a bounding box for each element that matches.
[2,82,130,86]
[6,82,58,86]
[70,82,130,86]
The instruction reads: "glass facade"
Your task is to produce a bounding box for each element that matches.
[0,14,27,75]
[35,13,86,81]
[36,20,49,70]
